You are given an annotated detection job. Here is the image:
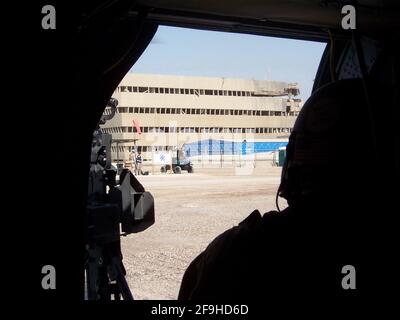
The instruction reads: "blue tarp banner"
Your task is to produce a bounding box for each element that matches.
[184,139,288,156]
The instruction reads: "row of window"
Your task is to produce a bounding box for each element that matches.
[118,86,252,97]
[112,145,176,153]
[103,126,293,134]
[117,85,300,97]
[115,106,299,117]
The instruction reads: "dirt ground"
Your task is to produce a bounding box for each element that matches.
[122,166,286,299]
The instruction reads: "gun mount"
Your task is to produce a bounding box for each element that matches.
[85,97,155,300]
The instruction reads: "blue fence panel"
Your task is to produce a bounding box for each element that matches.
[184,140,288,156]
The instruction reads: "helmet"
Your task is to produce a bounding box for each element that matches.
[278,79,381,206]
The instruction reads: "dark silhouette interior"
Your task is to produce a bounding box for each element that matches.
[29,0,399,302]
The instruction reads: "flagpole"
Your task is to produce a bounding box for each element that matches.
[133,129,136,174]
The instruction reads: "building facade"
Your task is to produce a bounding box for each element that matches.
[101,73,302,164]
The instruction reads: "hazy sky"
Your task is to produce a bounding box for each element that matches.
[131,26,326,101]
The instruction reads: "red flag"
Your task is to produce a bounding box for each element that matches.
[133,119,142,134]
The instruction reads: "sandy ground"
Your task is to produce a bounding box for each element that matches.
[121,166,286,299]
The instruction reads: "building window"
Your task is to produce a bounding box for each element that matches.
[185,89,189,94]
[180,89,184,94]
[129,107,133,113]
[190,89,194,95]
[160,88,164,94]
[218,90,223,95]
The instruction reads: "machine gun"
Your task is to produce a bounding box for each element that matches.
[85,97,155,300]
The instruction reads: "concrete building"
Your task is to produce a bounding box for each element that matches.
[101,73,302,167]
